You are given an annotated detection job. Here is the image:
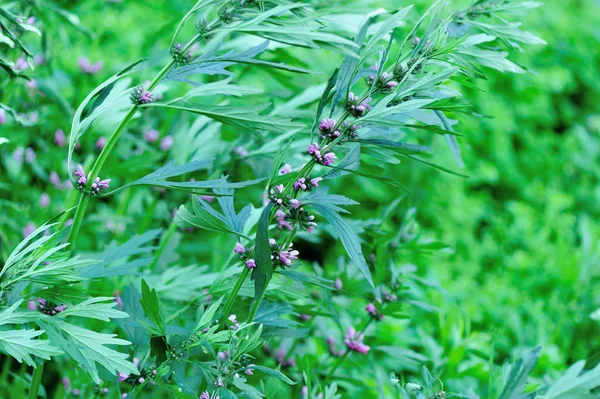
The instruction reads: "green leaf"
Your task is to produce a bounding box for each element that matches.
[55,297,129,322]
[357,139,433,155]
[168,78,263,103]
[194,296,224,332]
[322,143,360,180]
[175,191,252,239]
[312,68,339,140]
[311,204,374,287]
[499,347,541,399]
[277,270,335,290]
[251,204,274,301]
[163,40,312,86]
[68,59,146,173]
[140,279,165,335]
[104,160,266,196]
[219,388,238,399]
[538,360,600,399]
[146,103,304,139]
[0,329,62,367]
[251,365,296,385]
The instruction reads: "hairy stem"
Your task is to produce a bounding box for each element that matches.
[27,363,44,399]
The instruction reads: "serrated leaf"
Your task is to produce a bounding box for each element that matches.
[538,360,600,399]
[140,279,165,336]
[0,329,62,367]
[55,297,129,322]
[499,347,541,399]
[322,143,360,180]
[105,160,266,196]
[311,204,374,287]
[147,103,304,139]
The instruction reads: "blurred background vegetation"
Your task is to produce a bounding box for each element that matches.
[1,0,600,396]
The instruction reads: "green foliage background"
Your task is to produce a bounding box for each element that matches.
[1,0,599,397]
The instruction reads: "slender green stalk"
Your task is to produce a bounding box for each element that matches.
[221,266,251,322]
[149,220,178,271]
[27,363,44,399]
[65,59,176,249]
[325,350,351,380]
[247,278,268,322]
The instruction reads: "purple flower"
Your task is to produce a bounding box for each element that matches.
[28,111,39,124]
[143,129,159,143]
[25,147,36,164]
[228,314,240,330]
[131,85,153,105]
[344,326,370,354]
[280,164,292,175]
[49,172,62,189]
[39,193,50,208]
[318,118,341,139]
[0,108,5,124]
[138,377,145,383]
[233,145,248,157]
[289,199,300,209]
[115,294,123,310]
[366,303,377,316]
[23,222,36,238]
[294,178,307,191]
[323,152,337,166]
[335,277,343,290]
[310,177,322,188]
[75,165,87,186]
[96,137,107,150]
[200,392,210,399]
[122,394,128,399]
[307,143,337,166]
[234,243,245,254]
[28,301,37,310]
[72,389,80,396]
[13,147,24,163]
[347,92,372,117]
[54,129,66,147]
[160,135,173,151]
[78,57,104,74]
[61,377,70,389]
[246,259,256,269]
[276,209,293,230]
[118,372,129,382]
[15,57,29,71]
[91,177,111,195]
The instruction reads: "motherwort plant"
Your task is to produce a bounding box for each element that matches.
[6,1,592,399]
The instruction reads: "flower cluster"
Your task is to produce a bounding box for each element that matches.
[293,176,321,192]
[233,243,256,270]
[346,93,372,118]
[130,85,153,105]
[30,298,67,316]
[342,121,360,139]
[269,184,300,208]
[171,43,193,64]
[344,326,370,354]
[365,303,384,321]
[307,143,337,166]
[318,118,341,140]
[74,165,110,196]
[269,238,299,268]
[367,65,398,92]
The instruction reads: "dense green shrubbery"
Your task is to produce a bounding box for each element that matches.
[1,0,599,398]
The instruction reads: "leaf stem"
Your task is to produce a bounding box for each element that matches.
[28,362,44,399]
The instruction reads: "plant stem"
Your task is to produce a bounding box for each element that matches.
[149,220,177,271]
[221,266,250,323]
[247,278,268,323]
[66,60,176,249]
[326,350,350,380]
[28,363,44,399]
